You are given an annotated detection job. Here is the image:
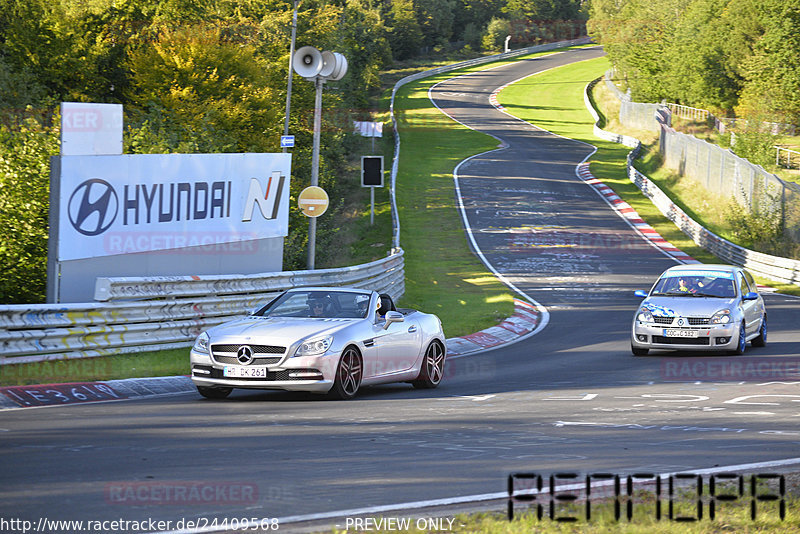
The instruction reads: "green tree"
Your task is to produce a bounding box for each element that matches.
[505,0,582,21]
[664,0,738,113]
[335,0,392,108]
[736,0,800,125]
[124,24,281,154]
[414,0,456,49]
[452,0,504,42]
[481,17,510,52]
[0,121,58,303]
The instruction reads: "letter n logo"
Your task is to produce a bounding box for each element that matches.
[242,172,286,222]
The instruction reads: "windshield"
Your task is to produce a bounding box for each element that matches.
[650,270,737,298]
[253,290,372,319]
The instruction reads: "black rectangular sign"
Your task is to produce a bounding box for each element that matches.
[361,156,384,187]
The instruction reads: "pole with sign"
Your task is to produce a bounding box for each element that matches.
[361,156,384,226]
[298,186,329,217]
[292,45,347,269]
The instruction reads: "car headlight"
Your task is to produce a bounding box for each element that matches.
[711,309,732,325]
[294,335,333,357]
[193,332,210,354]
[637,308,654,323]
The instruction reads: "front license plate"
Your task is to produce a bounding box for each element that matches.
[663,328,699,338]
[223,366,267,378]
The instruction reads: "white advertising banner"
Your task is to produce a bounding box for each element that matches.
[60,102,124,156]
[58,153,291,261]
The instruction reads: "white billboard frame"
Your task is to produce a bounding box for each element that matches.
[55,153,291,262]
[48,152,292,302]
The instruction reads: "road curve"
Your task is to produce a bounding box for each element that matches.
[2,47,800,532]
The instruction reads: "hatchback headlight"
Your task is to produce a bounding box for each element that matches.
[711,309,732,324]
[294,335,333,357]
[637,308,654,323]
[193,332,210,354]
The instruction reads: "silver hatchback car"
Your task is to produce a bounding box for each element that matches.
[631,264,767,355]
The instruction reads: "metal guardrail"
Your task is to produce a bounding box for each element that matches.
[586,77,800,287]
[666,103,710,122]
[776,146,800,169]
[0,251,405,364]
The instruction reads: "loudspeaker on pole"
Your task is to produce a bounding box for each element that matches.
[293,46,323,79]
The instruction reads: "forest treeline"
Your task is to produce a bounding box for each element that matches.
[588,0,800,126]
[0,0,586,303]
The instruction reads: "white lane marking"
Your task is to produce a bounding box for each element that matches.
[444,394,497,401]
[543,393,598,401]
[615,394,710,403]
[724,395,800,406]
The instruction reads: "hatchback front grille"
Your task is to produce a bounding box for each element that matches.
[653,317,673,325]
[652,336,710,345]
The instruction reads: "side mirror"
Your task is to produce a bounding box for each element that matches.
[634,290,648,298]
[743,291,759,301]
[383,311,404,330]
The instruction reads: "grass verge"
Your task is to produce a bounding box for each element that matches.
[0,348,190,386]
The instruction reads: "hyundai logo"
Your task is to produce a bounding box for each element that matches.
[68,178,118,236]
[237,345,254,365]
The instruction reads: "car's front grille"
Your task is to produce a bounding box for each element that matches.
[210,344,286,366]
[652,336,710,345]
[652,317,710,325]
[212,355,283,365]
[211,344,285,354]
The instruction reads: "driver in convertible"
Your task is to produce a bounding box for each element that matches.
[307,296,330,317]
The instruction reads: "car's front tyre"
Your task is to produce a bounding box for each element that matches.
[729,321,747,355]
[329,346,363,400]
[412,341,446,389]
[752,315,767,347]
[197,386,232,399]
[631,345,649,356]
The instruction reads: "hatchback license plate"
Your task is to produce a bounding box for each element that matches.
[224,366,267,378]
[664,329,699,338]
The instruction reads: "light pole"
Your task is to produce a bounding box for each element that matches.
[282,0,299,154]
[292,46,348,269]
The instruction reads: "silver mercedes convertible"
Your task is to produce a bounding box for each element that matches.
[190,288,447,399]
[631,264,767,356]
